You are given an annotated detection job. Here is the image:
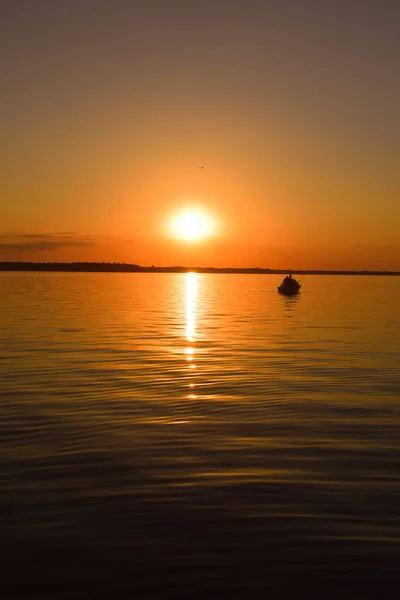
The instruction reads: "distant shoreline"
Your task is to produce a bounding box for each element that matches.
[0,262,399,275]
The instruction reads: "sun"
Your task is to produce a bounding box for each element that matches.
[170,208,215,241]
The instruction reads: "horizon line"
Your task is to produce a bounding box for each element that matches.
[0,262,399,275]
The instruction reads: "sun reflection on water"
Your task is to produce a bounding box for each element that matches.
[185,272,198,393]
[185,272,197,343]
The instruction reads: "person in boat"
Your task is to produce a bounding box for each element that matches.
[279,273,300,294]
[282,274,300,289]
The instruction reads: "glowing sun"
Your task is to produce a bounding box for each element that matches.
[170,208,215,241]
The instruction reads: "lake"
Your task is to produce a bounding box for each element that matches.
[1,272,400,598]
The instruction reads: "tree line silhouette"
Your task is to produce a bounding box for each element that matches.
[0,262,399,275]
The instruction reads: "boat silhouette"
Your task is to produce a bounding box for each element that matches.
[277,274,301,296]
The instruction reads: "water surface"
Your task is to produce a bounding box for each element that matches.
[1,272,400,597]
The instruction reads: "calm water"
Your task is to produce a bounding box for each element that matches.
[1,272,400,598]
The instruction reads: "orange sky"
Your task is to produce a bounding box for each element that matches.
[1,2,399,269]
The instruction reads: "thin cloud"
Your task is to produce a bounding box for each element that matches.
[20,233,60,239]
[0,233,96,251]
[0,240,95,251]
[19,232,80,239]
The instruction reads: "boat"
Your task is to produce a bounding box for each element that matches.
[277,274,301,296]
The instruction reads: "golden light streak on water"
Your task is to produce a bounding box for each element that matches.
[185,272,198,388]
[185,272,197,343]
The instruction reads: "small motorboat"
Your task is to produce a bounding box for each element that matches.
[277,274,301,296]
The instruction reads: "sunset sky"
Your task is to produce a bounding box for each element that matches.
[1,0,399,269]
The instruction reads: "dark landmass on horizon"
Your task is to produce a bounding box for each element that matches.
[0,262,399,275]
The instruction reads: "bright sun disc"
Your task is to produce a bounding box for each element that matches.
[170,209,215,241]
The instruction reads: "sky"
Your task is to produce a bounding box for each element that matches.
[1,0,399,269]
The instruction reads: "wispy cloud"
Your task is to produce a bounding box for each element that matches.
[0,233,96,251]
